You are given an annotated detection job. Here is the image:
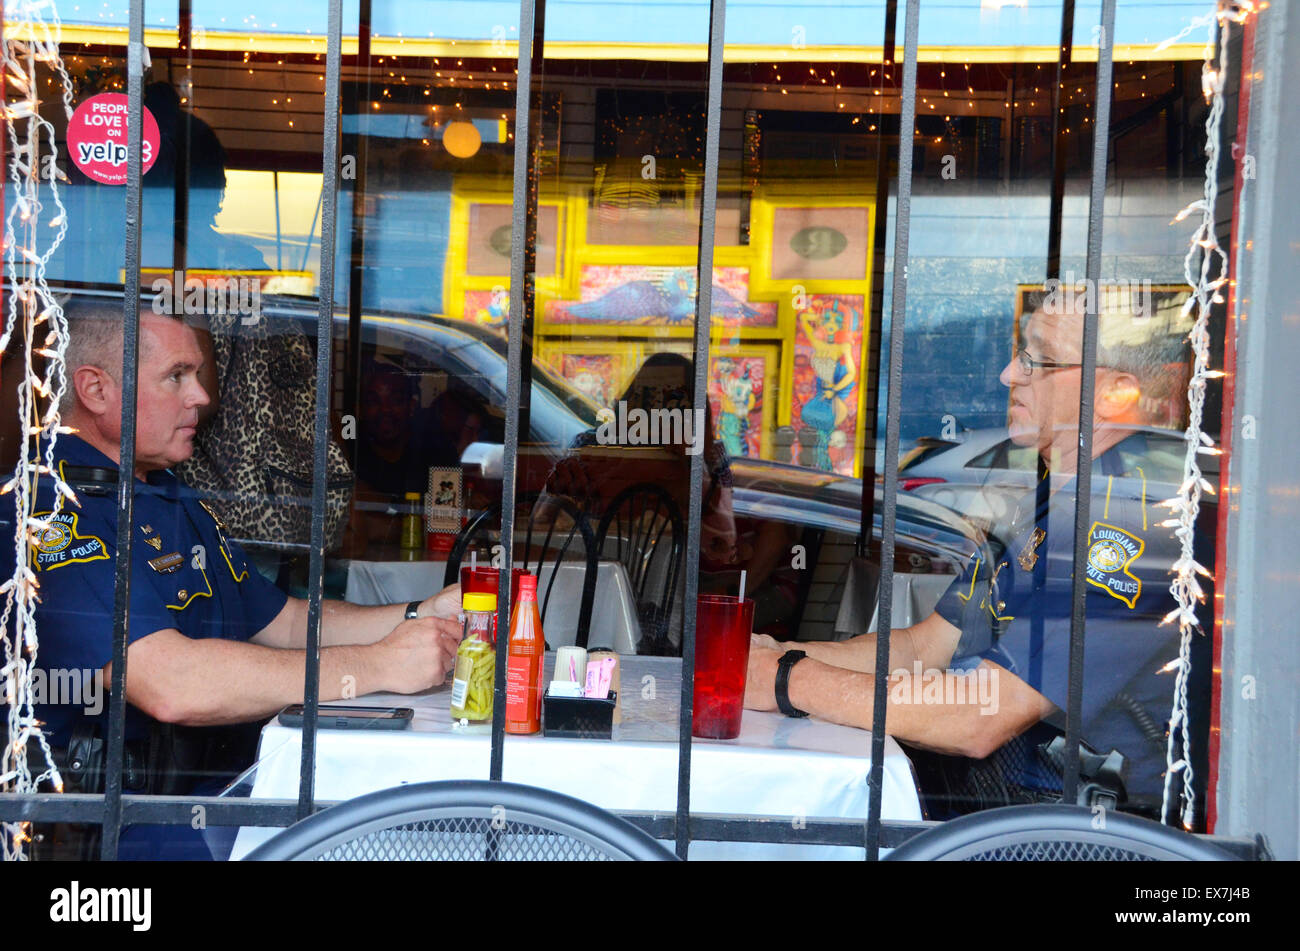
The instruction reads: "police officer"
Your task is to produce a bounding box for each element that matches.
[14,300,462,858]
[745,289,1206,814]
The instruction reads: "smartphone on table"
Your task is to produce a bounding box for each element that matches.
[278,704,414,730]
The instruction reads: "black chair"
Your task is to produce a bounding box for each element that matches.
[595,483,684,655]
[243,780,678,861]
[444,492,598,645]
[884,803,1238,861]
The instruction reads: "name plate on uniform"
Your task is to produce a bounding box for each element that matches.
[148,551,185,574]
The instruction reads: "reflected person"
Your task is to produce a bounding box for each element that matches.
[745,288,1203,815]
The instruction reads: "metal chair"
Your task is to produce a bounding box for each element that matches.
[884,803,1238,861]
[444,492,598,644]
[595,482,684,656]
[242,780,678,861]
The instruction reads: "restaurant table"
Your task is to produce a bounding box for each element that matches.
[229,655,923,860]
[342,558,642,653]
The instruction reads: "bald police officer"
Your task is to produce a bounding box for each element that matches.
[15,299,462,857]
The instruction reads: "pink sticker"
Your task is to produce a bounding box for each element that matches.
[66,93,160,185]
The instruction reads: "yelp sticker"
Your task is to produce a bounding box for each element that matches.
[66,93,160,185]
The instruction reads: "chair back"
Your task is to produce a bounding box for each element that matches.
[884,803,1238,861]
[444,493,598,646]
[243,780,678,861]
[595,483,684,655]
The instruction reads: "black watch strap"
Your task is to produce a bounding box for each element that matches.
[405,601,422,620]
[775,650,809,718]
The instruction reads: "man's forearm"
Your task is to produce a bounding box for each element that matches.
[796,635,878,672]
[129,638,387,727]
[783,657,1051,758]
[798,611,960,675]
[263,584,460,650]
[260,598,411,650]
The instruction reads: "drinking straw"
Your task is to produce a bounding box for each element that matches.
[738,569,747,603]
[471,550,477,572]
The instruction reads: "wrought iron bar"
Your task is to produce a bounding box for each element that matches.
[494,0,546,781]
[674,0,727,862]
[1062,0,1117,804]
[99,0,147,861]
[866,0,920,863]
[296,0,346,820]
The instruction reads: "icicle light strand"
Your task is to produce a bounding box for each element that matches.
[1157,0,1253,831]
[2,0,77,862]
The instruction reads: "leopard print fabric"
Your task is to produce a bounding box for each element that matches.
[175,309,354,550]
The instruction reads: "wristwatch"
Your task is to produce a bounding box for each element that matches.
[405,601,422,620]
[775,650,809,718]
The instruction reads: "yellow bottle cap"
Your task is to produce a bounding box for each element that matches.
[462,592,498,613]
[405,492,421,501]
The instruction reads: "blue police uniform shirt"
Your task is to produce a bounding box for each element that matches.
[23,435,288,745]
[932,433,1186,804]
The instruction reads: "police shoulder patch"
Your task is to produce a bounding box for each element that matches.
[29,511,109,572]
[1085,521,1144,608]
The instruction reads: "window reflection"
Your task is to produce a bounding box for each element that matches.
[9,0,1230,836]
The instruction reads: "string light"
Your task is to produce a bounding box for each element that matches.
[1157,0,1254,833]
[2,0,78,861]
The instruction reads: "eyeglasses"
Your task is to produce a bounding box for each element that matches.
[1015,348,1084,377]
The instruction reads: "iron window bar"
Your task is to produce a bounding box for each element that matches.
[0,792,1266,857]
[492,0,546,783]
[295,0,347,824]
[1062,0,1119,803]
[670,0,729,862]
[98,0,148,862]
[866,0,921,863]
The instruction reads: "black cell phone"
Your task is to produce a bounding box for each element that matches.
[277,704,414,730]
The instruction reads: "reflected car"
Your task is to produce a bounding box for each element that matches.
[897,425,1215,533]
[721,457,989,640]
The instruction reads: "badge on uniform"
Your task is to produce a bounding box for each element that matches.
[1017,527,1046,571]
[29,511,108,571]
[198,499,247,583]
[147,552,184,574]
[1085,521,1144,608]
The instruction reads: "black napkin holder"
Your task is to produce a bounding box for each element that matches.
[543,691,617,740]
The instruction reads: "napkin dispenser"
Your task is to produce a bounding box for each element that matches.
[543,690,617,740]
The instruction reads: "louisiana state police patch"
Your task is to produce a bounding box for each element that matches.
[30,511,108,571]
[1085,521,1144,608]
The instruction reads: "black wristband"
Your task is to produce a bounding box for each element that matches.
[404,601,422,620]
[775,650,809,718]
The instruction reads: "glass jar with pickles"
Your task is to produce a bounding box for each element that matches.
[450,591,497,723]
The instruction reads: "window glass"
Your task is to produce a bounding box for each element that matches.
[886,0,1221,827]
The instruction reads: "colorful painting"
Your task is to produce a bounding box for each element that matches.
[463,288,511,328]
[538,349,637,408]
[545,265,778,329]
[792,294,864,475]
[426,467,464,536]
[643,340,776,460]
[709,355,766,458]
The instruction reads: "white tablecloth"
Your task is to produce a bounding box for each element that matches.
[343,559,642,654]
[230,655,922,860]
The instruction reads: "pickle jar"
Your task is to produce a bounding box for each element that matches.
[449,591,497,723]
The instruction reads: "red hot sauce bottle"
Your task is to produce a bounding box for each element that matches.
[504,573,545,734]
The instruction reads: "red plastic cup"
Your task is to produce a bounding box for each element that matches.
[691,595,755,739]
[459,566,523,606]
